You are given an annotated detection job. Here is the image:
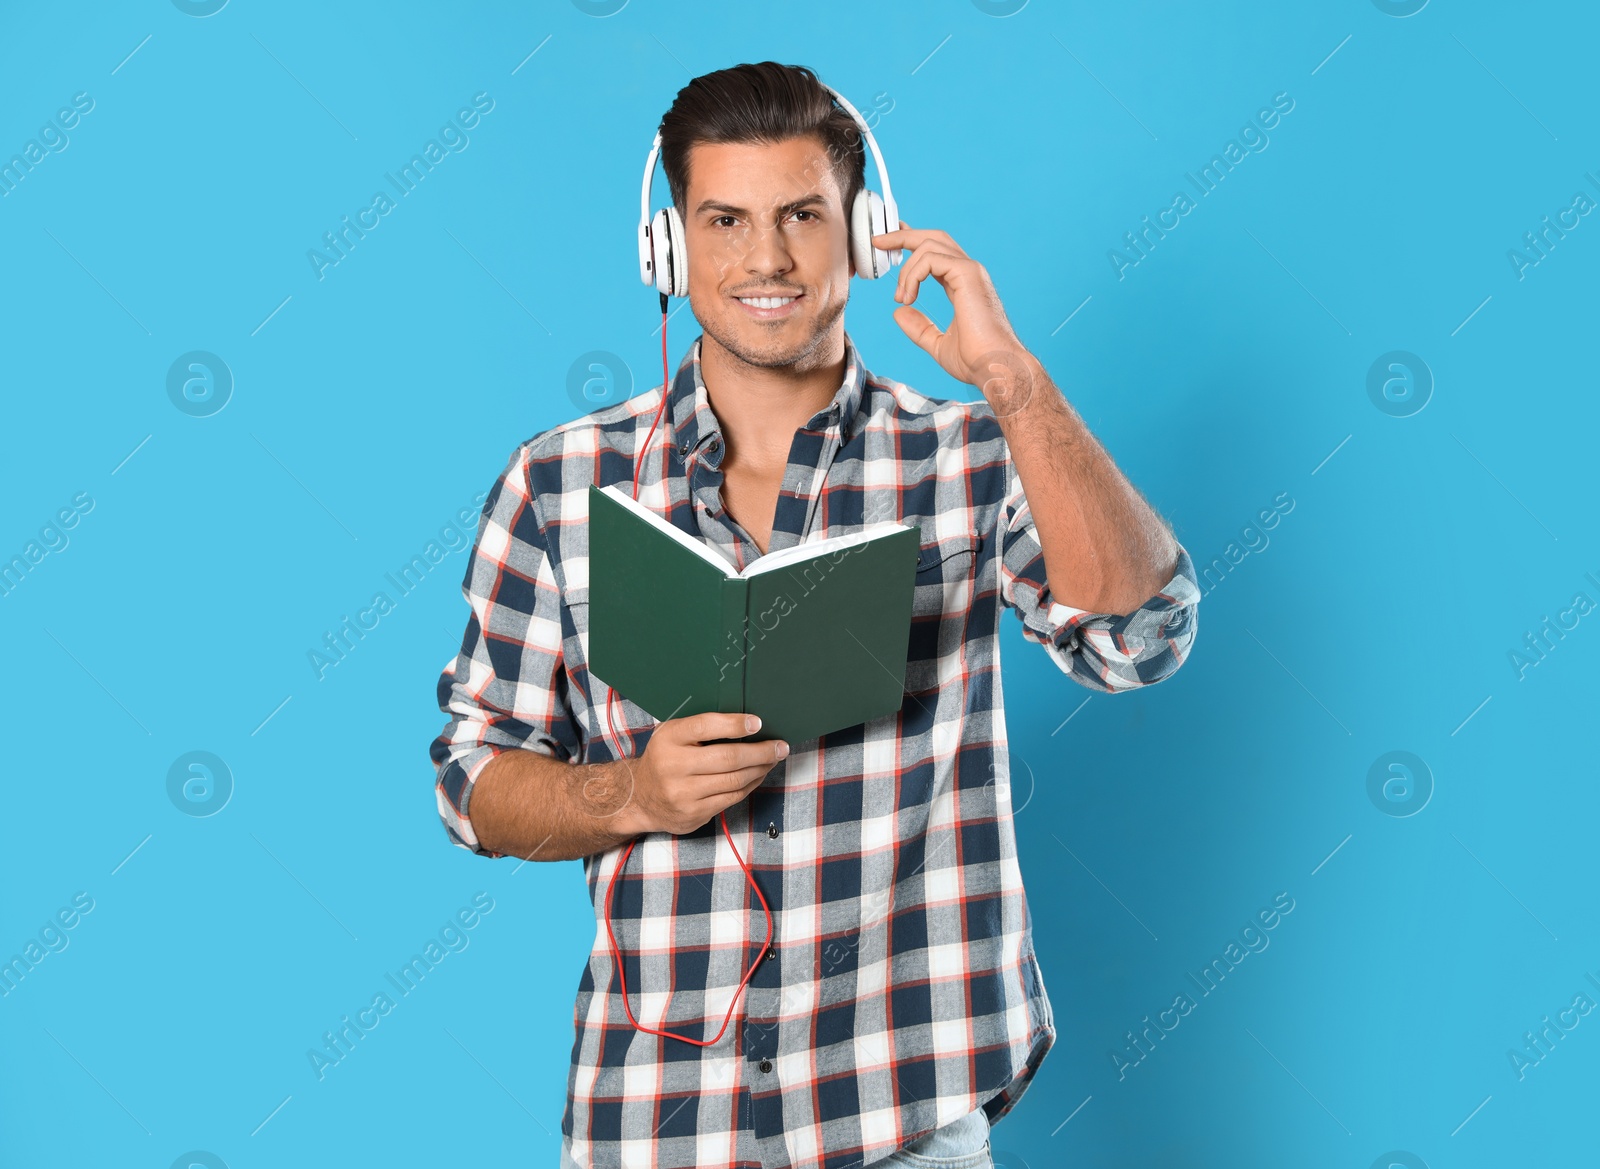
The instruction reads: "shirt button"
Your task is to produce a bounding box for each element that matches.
[766,822,779,839]
[758,1058,773,1073]
[762,945,775,963]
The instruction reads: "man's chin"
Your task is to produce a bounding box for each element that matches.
[701,298,845,371]
[704,318,817,370]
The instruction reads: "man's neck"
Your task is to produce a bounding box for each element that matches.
[699,328,848,471]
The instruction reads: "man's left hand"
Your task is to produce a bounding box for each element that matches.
[873,222,1037,407]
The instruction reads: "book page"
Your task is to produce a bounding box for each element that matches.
[601,483,914,580]
[740,522,916,578]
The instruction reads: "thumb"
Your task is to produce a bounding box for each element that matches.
[892,304,944,355]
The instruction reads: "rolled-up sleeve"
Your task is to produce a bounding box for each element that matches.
[430,443,583,856]
[996,448,1200,692]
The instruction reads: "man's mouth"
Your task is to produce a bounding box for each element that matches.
[734,292,803,319]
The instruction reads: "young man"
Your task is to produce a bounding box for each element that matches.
[431,62,1200,1169]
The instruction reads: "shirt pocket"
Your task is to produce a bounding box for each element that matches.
[902,533,981,698]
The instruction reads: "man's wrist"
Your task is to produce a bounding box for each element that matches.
[972,345,1045,418]
[583,759,651,839]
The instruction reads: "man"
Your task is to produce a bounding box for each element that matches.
[431,62,1200,1169]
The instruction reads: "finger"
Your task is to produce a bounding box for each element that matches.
[872,222,968,259]
[870,222,937,252]
[897,247,975,302]
[889,239,960,307]
[892,224,967,260]
[705,735,786,791]
[685,737,788,778]
[674,761,777,823]
[677,711,763,744]
[893,240,939,303]
[891,304,946,356]
[894,242,966,306]
[708,757,784,799]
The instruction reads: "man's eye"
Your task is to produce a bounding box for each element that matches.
[713,215,737,228]
[793,210,817,222]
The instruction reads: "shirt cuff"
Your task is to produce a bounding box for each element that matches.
[435,743,509,859]
[1016,544,1201,692]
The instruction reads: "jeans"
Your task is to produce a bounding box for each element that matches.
[874,1105,992,1168]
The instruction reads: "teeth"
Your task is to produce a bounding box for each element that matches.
[738,296,796,309]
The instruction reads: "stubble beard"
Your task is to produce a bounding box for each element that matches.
[699,286,849,374]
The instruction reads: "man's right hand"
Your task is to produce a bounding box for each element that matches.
[614,713,789,837]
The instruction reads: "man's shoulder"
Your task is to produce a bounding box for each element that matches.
[482,388,664,497]
[861,367,1007,445]
[517,387,666,465]
[475,390,664,534]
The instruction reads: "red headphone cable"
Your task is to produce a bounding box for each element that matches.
[596,293,773,1047]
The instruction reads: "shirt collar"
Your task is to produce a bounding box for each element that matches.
[668,331,870,461]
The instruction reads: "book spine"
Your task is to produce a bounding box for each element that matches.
[718,577,748,715]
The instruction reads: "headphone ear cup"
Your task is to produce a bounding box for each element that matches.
[851,189,888,279]
[857,194,883,283]
[665,206,688,297]
[649,209,673,296]
[650,207,689,298]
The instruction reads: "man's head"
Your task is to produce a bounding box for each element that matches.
[658,62,867,371]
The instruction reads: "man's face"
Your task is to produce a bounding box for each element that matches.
[680,135,853,369]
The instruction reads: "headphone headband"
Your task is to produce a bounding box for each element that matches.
[637,80,899,284]
[816,84,898,234]
[639,131,664,234]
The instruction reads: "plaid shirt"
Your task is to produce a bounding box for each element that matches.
[430,331,1200,1169]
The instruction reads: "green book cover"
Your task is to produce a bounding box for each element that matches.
[587,483,920,748]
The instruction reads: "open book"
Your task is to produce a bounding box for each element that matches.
[587,483,920,747]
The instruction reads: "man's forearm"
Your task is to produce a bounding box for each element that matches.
[469,748,644,862]
[995,351,1178,616]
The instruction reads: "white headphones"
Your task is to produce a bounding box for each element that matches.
[636,83,902,298]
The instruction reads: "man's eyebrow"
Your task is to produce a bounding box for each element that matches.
[693,193,830,217]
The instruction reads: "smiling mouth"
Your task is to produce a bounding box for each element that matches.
[734,293,803,318]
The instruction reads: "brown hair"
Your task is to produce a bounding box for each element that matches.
[658,62,865,220]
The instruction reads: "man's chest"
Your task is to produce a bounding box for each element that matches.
[716,461,787,558]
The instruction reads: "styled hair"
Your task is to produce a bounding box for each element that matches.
[658,62,865,219]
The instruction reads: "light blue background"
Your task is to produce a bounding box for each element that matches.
[2,1,1596,1166]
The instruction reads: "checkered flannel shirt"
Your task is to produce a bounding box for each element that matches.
[431,331,1201,1169]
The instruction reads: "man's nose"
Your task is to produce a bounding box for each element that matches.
[739,216,794,276]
